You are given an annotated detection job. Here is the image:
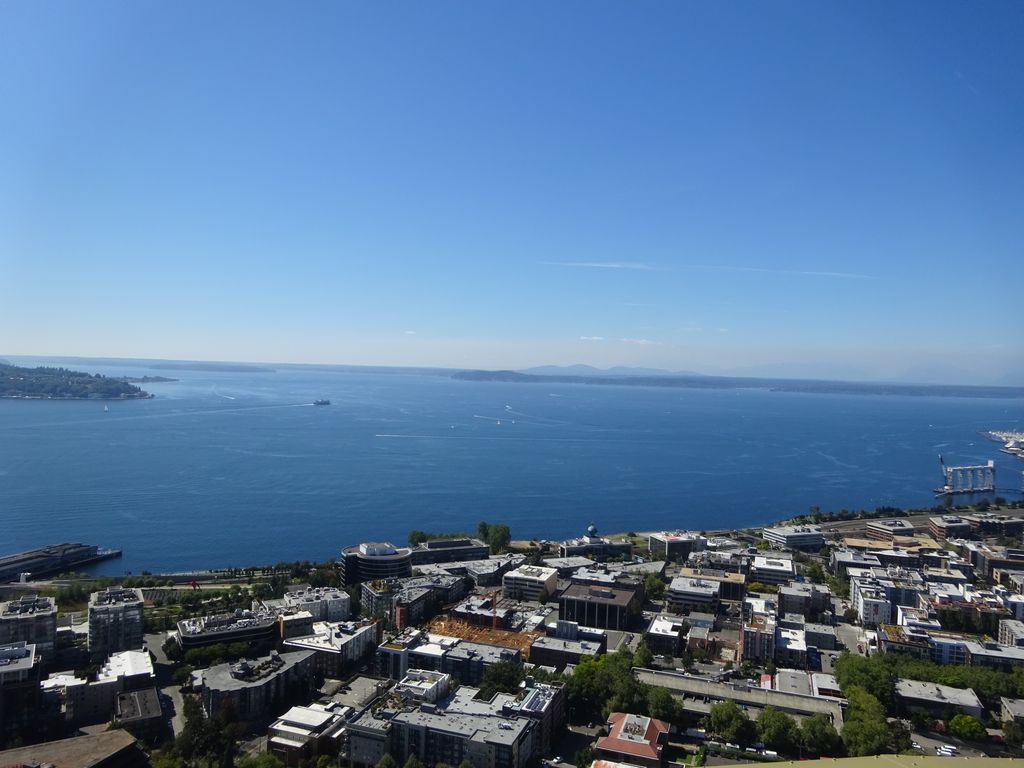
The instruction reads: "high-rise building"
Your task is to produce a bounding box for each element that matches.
[0,642,42,748]
[502,565,558,601]
[0,595,57,659]
[340,543,413,586]
[88,588,144,660]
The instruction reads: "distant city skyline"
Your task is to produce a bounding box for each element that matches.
[2,3,1022,385]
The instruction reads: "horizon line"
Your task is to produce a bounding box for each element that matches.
[3,353,1022,390]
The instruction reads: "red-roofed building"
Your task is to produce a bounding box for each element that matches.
[596,712,670,768]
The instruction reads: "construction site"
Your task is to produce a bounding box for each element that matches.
[426,614,542,658]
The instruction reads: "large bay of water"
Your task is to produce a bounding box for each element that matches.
[2,362,1022,574]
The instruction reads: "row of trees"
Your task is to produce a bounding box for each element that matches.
[408,529,473,545]
[565,647,681,723]
[375,756,474,768]
[784,497,1024,529]
[477,521,512,553]
[705,701,842,756]
[150,697,294,767]
[840,686,899,756]
[834,650,1024,712]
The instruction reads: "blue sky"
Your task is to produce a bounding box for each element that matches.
[2,2,1022,383]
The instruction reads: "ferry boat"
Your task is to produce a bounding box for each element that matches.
[313,399,331,406]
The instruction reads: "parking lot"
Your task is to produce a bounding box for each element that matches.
[910,728,989,758]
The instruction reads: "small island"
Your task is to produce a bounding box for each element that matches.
[0,362,153,400]
[121,375,178,383]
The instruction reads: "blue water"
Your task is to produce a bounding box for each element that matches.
[1,363,1022,574]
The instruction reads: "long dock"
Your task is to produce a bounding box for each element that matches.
[0,543,122,583]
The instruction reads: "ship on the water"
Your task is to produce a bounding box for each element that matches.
[313,399,330,406]
[0,543,122,583]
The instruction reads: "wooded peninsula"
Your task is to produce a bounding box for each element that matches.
[0,362,154,399]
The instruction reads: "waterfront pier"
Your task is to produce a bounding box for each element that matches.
[936,458,996,495]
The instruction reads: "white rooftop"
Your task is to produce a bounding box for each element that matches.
[278,705,335,729]
[896,679,983,709]
[506,565,557,581]
[776,628,806,652]
[668,576,719,596]
[98,649,153,681]
[752,556,796,572]
[648,615,685,637]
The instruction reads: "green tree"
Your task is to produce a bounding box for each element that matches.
[375,756,398,768]
[841,717,889,757]
[235,753,284,768]
[409,530,429,545]
[634,640,654,669]
[646,686,680,722]
[574,745,596,768]
[707,700,756,745]
[1003,719,1024,747]
[458,761,474,768]
[799,713,843,757]
[948,714,986,742]
[220,741,236,768]
[477,660,525,700]
[404,756,425,768]
[888,719,912,753]
[803,560,825,584]
[644,573,665,600]
[565,647,649,721]
[833,653,894,706]
[150,748,184,768]
[756,706,798,753]
[172,664,194,687]
[487,524,511,553]
[841,686,890,756]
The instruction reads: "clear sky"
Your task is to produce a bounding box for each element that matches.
[2,2,1022,383]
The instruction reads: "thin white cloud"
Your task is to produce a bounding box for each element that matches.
[619,338,659,346]
[696,265,875,280]
[547,261,872,279]
[403,330,417,335]
[579,336,604,341]
[955,69,982,96]
[543,261,656,271]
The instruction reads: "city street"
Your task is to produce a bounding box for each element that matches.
[146,631,186,737]
[835,622,866,655]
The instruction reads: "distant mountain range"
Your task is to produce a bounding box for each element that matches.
[455,368,1024,399]
[521,364,704,377]
[4,355,1020,389]
[520,363,1024,388]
